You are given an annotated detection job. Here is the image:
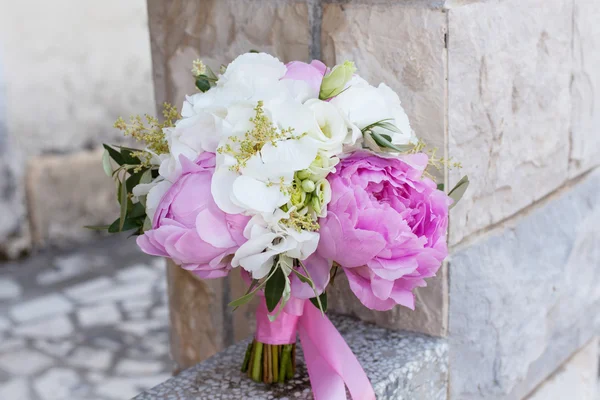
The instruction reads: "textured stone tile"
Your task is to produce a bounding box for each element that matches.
[527,339,598,400]
[447,0,572,244]
[0,277,22,300]
[26,149,119,248]
[115,359,164,376]
[77,303,121,327]
[96,377,140,399]
[116,264,157,282]
[68,347,112,371]
[77,281,153,305]
[449,168,600,399]
[10,293,73,322]
[34,339,75,358]
[0,349,53,375]
[0,378,29,399]
[15,315,74,339]
[320,2,447,336]
[148,0,310,108]
[569,0,600,177]
[134,315,448,400]
[64,276,114,302]
[0,316,9,332]
[34,368,82,400]
[322,3,447,152]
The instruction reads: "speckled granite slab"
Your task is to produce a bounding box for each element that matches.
[132,315,448,400]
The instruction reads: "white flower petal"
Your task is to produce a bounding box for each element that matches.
[211,167,245,214]
[145,180,172,222]
[231,176,288,213]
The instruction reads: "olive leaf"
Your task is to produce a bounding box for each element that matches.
[103,144,124,165]
[102,150,113,177]
[118,178,128,231]
[370,130,413,153]
[448,175,469,209]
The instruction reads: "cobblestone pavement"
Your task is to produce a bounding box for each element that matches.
[0,237,174,400]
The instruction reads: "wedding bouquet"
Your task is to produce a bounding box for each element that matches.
[93,52,468,399]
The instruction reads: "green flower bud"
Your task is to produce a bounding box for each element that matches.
[301,179,316,193]
[296,169,311,180]
[319,61,357,100]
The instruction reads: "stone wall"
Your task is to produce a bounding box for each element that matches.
[0,0,155,257]
[147,5,600,395]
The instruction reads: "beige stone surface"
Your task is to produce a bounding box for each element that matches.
[25,149,118,248]
[526,339,598,400]
[166,260,257,371]
[447,0,573,245]
[570,0,600,178]
[147,0,310,109]
[321,3,447,153]
[328,265,447,336]
[321,3,447,336]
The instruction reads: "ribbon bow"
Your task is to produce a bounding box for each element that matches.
[256,299,376,400]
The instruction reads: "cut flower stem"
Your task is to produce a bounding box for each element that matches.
[241,339,296,384]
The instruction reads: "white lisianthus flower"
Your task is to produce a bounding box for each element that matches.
[330,75,417,147]
[304,99,348,156]
[231,211,319,279]
[218,52,287,97]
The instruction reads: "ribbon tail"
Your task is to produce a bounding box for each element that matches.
[298,303,376,400]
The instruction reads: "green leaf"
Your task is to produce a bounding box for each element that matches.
[126,169,146,193]
[448,175,469,209]
[108,217,139,233]
[376,121,402,134]
[228,291,257,308]
[142,216,152,232]
[102,150,113,177]
[249,49,260,53]
[140,169,153,185]
[437,183,445,191]
[265,267,286,312]
[84,224,110,231]
[128,202,146,219]
[370,131,413,153]
[195,77,211,92]
[310,292,328,313]
[119,179,128,231]
[120,148,141,165]
[103,144,124,165]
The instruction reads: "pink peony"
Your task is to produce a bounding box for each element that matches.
[282,60,327,96]
[137,153,249,279]
[317,152,451,311]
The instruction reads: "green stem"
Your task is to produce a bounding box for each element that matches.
[284,345,294,379]
[251,341,263,382]
[241,343,252,373]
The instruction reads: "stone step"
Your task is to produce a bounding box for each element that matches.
[133,315,448,400]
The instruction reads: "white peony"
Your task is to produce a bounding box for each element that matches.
[330,75,417,147]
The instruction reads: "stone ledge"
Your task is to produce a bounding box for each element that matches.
[133,315,448,400]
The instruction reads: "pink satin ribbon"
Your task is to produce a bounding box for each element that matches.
[256,299,376,400]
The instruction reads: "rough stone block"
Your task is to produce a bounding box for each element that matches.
[166,260,257,371]
[447,0,572,244]
[328,266,447,336]
[26,149,119,248]
[147,0,311,108]
[449,167,600,399]
[134,315,449,400]
[321,3,447,153]
[526,339,598,400]
[569,0,600,177]
[320,2,448,337]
